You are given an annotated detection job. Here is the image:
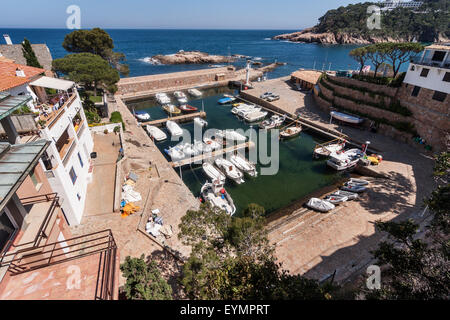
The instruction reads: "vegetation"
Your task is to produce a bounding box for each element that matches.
[12,105,32,115]
[62,28,129,76]
[362,152,450,299]
[52,53,120,95]
[120,255,173,300]
[178,203,335,300]
[110,111,125,130]
[21,38,42,68]
[314,1,450,42]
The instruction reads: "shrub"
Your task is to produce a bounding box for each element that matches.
[110,111,125,130]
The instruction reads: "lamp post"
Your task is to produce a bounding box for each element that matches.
[364,141,371,157]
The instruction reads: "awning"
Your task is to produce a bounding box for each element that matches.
[30,76,74,91]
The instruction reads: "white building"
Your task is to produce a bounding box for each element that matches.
[380,0,424,11]
[404,44,450,98]
[0,61,94,225]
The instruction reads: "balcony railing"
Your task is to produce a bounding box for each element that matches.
[40,94,77,130]
[0,230,117,300]
[411,56,450,70]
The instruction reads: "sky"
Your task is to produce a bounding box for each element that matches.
[0,0,366,29]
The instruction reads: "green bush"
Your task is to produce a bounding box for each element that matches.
[110,111,125,130]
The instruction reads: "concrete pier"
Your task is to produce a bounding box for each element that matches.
[141,111,206,127]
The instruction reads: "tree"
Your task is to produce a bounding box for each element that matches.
[349,47,369,74]
[52,53,120,95]
[120,255,173,300]
[384,42,425,77]
[62,28,129,76]
[365,43,389,77]
[21,38,42,68]
[178,203,334,300]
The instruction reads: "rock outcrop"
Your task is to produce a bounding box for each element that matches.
[151,51,235,65]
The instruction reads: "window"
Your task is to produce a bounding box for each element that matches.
[69,167,77,184]
[78,152,84,168]
[443,72,450,83]
[432,91,447,102]
[411,86,421,97]
[420,68,429,77]
[0,208,17,252]
[431,51,446,62]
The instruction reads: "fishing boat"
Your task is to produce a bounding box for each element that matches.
[306,198,335,212]
[259,114,286,129]
[244,110,268,123]
[200,182,236,216]
[330,190,359,200]
[330,111,364,125]
[324,194,348,204]
[166,120,183,136]
[341,182,367,193]
[194,117,208,127]
[215,158,245,184]
[164,145,185,161]
[348,178,370,186]
[218,96,236,105]
[231,104,251,114]
[188,88,202,97]
[202,162,226,185]
[230,154,258,177]
[134,111,151,121]
[179,104,198,113]
[314,141,346,159]
[155,93,171,105]
[146,125,167,141]
[280,126,302,139]
[163,104,182,116]
[326,148,364,171]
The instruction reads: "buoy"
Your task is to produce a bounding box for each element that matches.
[220,189,226,194]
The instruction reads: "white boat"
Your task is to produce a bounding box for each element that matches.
[193,140,212,155]
[280,126,302,139]
[326,148,364,171]
[306,198,335,212]
[181,142,200,157]
[165,146,185,161]
[348,178,370,186]
[231,104,257,115]
[244,110,268,123]
[330,111,363,125]
[146,125,167,141]
[330,190,359,200]
[314,142,346,158]
[166,120,183,136]
[188,88,202,97]
[202,162,226,185]
[223,130,247,142]
[230,154,258,177]
[194,117,208,128]
[134,111,151,121]
[201,182,236,216]
[324,194,348,204]
[236,106,262,118]
[341,182,367,193]
[155,93,171,105]
[215,158,245,184]
[203,137,222,150]
[174,91,188,104]
[259,114,286,129]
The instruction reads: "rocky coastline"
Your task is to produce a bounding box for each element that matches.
[150,50,236,65]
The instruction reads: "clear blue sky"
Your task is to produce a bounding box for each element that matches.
[0,0,365,29]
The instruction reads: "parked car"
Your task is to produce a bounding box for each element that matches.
[267,94,280,102]
[260,92,273,99]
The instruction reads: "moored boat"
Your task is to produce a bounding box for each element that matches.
[230,154,258,177]
[146,125,167,141]
[200,182,236,216]
[164,145,185,161]
[156,93,171,105]
[188,88,202,97]
[280,126,302,139]
[259,114,286,130]
[218,96,236,105]
[330,111,363,125]
[243,110,268,123]
[134,111,151,121]
[326,148,364,171]
[179,104,198,113]
[166,120,183,136]
[215,158,245,184]
[314,141,346,159]
[194,117,208,127]
[163,104,181,115]
[202,162,226,185]
[306,198,335,212]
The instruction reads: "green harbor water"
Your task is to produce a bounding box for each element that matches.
[126,88,344,216]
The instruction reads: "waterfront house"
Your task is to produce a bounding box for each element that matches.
[0,140,118,300]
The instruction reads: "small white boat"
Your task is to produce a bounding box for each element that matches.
[215,158,245,184]
[165,146,185,161]
[203,137,222,150]
[135,111,151,121]
[314,142,346,159]
[230,154,258,177]
[202,162,226,185]
[188,88,202,97]
[231,104,251,115]
[324,194,348,204]
[306,198,335,212]
[174,91,188,104]
[330,190,359,200]
[194,117,208,128]
[181,143,199,157]
[348,178,370,186]
[166,120,183,136]
[280,126,302,139]
[146,125,167,141]
[201,182,236,216]
[156,93,171,105]
[193,140,212,154]
[326,148,364,171]
[330,111,363,125]
[223,130,247,142]
[341,182,367,193]
[236,106,262,118]
[259,114,286,129]
[244,110,268,123]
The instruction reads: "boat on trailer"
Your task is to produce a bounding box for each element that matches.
[200,182,236,216]
[230,154,258,177]
[215,158,245,184]
[146,125,167,141]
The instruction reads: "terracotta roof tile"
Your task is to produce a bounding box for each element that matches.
[0,61,45,91]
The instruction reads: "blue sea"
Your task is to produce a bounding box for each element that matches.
[0,28,361,78]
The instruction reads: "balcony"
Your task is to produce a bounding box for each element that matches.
[37,93,77,129]
[0,230,118,300]
[411,56,450,70]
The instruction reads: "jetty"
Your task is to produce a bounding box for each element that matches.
[141,111,206,127]
[171,141,255,168]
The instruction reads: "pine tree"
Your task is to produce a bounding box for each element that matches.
[21,38,42,68]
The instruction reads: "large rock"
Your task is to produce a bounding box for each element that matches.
[151,51,235,65]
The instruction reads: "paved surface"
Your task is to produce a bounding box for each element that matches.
[247,77,436,284]
[83,133,121,217]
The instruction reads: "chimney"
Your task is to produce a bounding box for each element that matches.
[16,68,25,77]
[3,34,13,45]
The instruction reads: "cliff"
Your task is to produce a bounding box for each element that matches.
[151,51,235,65]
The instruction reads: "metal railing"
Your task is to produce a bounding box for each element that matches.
[0,229,117,300]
